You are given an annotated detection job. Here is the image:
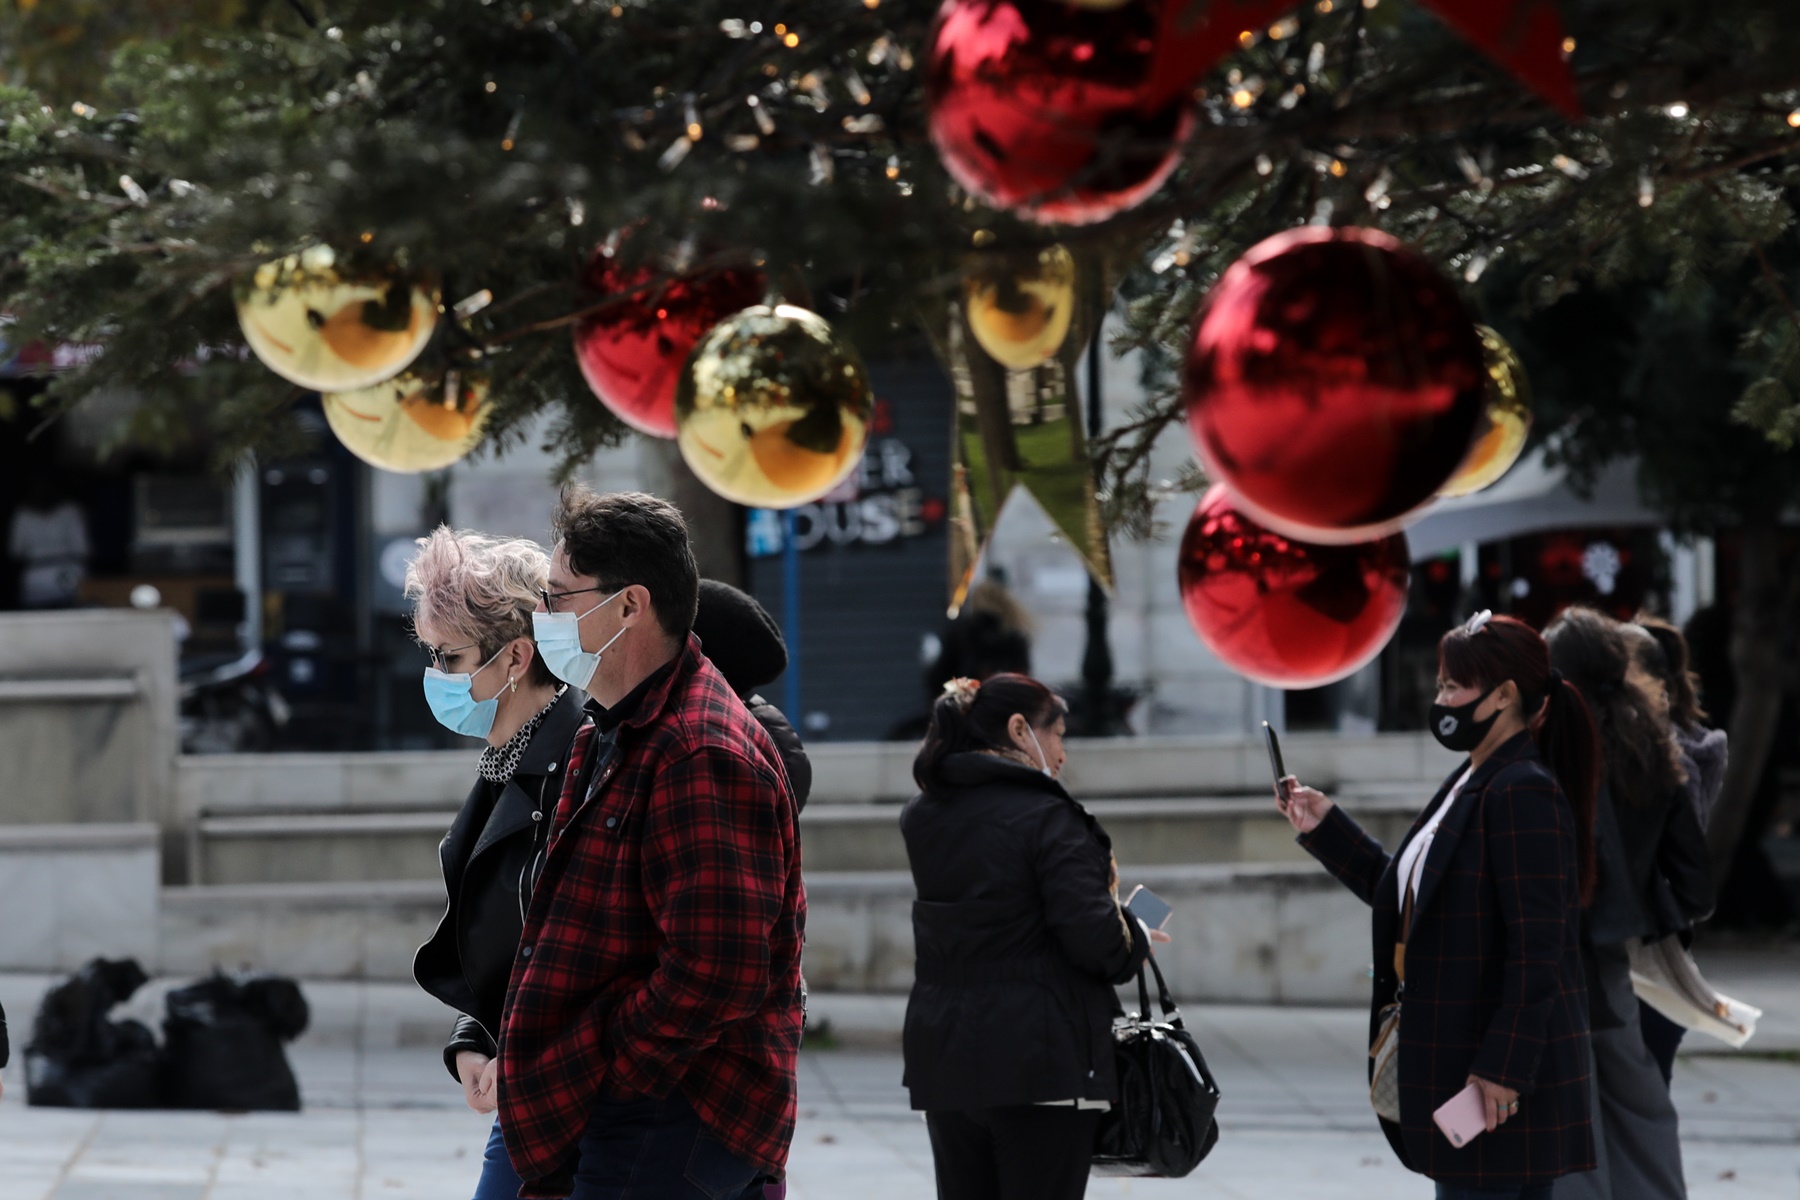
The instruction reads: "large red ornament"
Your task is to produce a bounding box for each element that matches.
[573,249,766,438]
[1178,485,1411,689]
[1184,226,1486,544]
[926,0,1194,226]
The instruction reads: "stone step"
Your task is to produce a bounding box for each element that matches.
[187,791,1427,884]
[155,862,1375,1005]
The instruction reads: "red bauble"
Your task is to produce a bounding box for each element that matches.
[573,251,766,438]
[1184,226,1486,544]
[926,0,1194,226]
[1178,486,1411,689]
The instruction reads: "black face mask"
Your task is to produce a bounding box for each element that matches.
[1429,687,1499,753]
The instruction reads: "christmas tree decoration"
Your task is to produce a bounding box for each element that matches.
[963,245,1078,371]
[1439,325,1534,498]
[1418,0,1582,119]
[320,371,489,473]
[1184,226,1486,544]
[572,247,767,439]
[235,246,439,393]
[1143,0,1290,109]
[926,0,1194,225]
[674,304,873,509]
[945,298,1113,598]
[1178,485,1411,689]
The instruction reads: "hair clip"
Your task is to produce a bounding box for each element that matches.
[1464,609,1494,636]
[941,677,980,712]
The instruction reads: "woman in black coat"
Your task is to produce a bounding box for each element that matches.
[1281,613,1600,1200]
[901,672,1154,1200]
[401,528,583,1196]
[1546,608,1712,1200]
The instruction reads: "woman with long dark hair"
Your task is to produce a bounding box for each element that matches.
[1628,614,1728,1084]
[902,673,1154,1200]
[1279,612,1599,1200]
[1546,608,1712,1200]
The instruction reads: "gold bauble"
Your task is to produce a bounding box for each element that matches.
[963,245,1077,371]
[1439,325,1533,498]
[321,371,489,473]
[236,245,440,392]
[675,304,873,509]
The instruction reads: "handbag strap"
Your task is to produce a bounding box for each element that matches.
[1132,952,1180,1021]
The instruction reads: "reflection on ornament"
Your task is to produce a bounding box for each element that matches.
[1438,325,1533,498]
[675,305,873,509]
[236,246,439,391]
[1178,485,1411,689]
[321,371,489,473]
[573,247,767,439]
[927,0,1193,225]
[1184,226,1485,544]
[964,246,1077,371]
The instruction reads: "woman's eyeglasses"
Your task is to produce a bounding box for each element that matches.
[425,642,477,671]
[538,585,605,614]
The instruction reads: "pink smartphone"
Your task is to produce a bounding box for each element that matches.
[1432,1083,1488,1148]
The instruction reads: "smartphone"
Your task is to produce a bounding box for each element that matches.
[1125,884,1174,931]
[1263,721,1291,804]
[1432,1082,1488,1148]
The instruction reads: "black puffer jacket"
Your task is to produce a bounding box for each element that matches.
[413,689,585,1080]
[900,752,1149,1112]
[746,693,811,812]
[1,999,8,1068]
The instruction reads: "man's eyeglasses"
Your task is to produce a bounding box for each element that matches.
[539,586,606,614]
[425,642,477,671]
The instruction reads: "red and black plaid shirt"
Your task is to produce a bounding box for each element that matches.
[497,635,806,1197]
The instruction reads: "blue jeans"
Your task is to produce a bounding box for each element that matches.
[471,1094,764,1200]
[1436,1185,1553,1200]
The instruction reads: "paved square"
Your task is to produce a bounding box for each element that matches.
[0,958,1794,1199]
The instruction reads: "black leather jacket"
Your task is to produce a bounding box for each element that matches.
[413,689,584,1081]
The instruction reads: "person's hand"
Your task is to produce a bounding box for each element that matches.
[1278,778,1333,834]
[1147,927,1172,954]
[456,1050,499,1114]
[1469,1075,1519,1132]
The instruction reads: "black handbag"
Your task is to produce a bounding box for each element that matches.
[1091,953,1222,1178]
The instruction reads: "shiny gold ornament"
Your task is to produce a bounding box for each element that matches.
[236,245,440,392]
[1438,325,1533,498]
[675,304,873,509]
[321,371,490,473]
[964,245,1077,371]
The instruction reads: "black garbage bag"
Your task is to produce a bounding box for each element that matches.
[26,957,163,1108]
[162,972,309,1111]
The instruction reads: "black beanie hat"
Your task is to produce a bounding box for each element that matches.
[693,579,788,694]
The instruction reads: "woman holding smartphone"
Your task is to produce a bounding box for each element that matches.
[901,673,1157,1200]
[1278,612,1600,1200]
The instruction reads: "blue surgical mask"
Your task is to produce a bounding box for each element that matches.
[531,589,627,692]
[422,645,508,738]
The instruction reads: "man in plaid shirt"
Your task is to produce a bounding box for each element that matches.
[486,488,805,1200]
